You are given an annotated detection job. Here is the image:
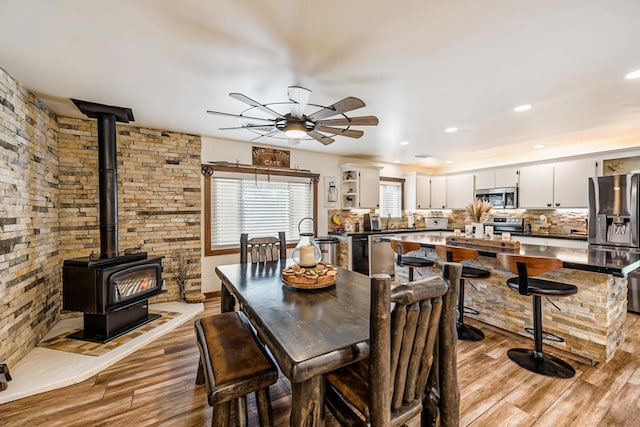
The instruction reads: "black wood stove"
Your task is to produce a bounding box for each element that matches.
[62,99,163,343]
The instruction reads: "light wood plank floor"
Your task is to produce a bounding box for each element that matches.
[1,298,639,426]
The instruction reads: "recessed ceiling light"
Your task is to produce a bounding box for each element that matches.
[626,69,640,80]
[399,141,410,145]
[514,104,532,112]
[445,127,458,133]
[446,160,454,164]
[533,144,544,149]
[393,160,400,163]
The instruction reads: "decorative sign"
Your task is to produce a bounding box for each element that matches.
[252,147,290,168]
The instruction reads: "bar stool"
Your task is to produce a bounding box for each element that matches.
[497,253,578,379]
[389,239,434,282]
[436,245,490,341]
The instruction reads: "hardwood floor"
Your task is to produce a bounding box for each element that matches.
[1,298,639,426]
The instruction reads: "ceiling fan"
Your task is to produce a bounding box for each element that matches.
[206,86,379,145]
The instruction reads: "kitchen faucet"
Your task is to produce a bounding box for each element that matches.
[387,213,392,230]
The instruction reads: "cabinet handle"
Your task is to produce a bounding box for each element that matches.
[547,203,552,207]
[555,202,560,207]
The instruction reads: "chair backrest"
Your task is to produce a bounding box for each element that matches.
[435,244,479,263]
[389,239,423,265]
[368,262,462,426]
[240,232,286,264]
[496,253,563,295]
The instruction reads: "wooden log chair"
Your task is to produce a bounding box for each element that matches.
[389,239,434,282]
[0,363,12,392]
[240,232,287,264]
[435,245,490,342]
[324,262,462,427]
[194,312,278,426]
[497,253,578,379]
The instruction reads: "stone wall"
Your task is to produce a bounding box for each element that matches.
[0,67,60,368]
[57,118,202,302]
[1,66,202,368]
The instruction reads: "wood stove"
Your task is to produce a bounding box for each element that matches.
[62,99,163,343]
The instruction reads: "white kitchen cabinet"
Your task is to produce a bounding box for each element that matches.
[405,172,431,210]
[518,163,554,208]
[495,166,519,187]
[341,163,381,209]
[430,176,447,209]
[553,158,597,208]
[446,173,474,209]
[519,159,596,209]
[474,170,495,190]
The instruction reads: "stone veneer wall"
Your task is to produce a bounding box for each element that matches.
[1,66,202,368]
[1,68,60,368]
[57,117,202,302]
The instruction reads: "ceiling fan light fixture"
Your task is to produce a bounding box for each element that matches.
[284,121,308,139]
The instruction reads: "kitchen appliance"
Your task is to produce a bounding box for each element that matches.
[425,217,448,230]
[484,217,524,233]
[350,234,369,275]
[588,174,639,249]
[363,213,381,231]
[475,187,518,209]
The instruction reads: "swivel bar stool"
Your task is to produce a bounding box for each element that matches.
[436,245,490,341]
[497,253,578,379]
[389,239,434,282]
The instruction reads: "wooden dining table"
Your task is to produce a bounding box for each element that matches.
[216,260,372,427]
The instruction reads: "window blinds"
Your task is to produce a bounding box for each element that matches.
[379,181,402,218]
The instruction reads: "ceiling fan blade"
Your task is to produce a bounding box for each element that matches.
[308,131,335,145]
[314,116,379,126]
[206,110,276,123]
[219,125,275,131]
[288,86,311,119]
[308,97,366,121]
[229,93,284,118]
[250,129,281,141]
[315,125,364,138]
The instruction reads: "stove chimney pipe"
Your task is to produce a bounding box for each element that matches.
[71,99,134,259]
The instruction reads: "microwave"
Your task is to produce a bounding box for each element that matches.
[475,187,518,209]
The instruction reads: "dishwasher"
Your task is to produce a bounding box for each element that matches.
[350,234,370,275]
[369,235,396,276]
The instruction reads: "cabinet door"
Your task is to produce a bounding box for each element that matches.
[553,158,596,208]
[495,167,519,187]
[358,167,380,208]
[518,164,554,208]
[416,174,431,209]
[474,170,495,190]
[430,176,447,209]
[446,173,474,209]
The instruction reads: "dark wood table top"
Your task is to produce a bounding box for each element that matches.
[215,260,371,383]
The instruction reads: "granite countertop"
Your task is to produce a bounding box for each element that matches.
[329,228,589,241]
[379,232,640,277]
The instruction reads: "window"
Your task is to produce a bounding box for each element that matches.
[203,164,319,256]
[378,177,404,218]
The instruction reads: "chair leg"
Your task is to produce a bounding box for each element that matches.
[255,387,274,427]
[212,401,230,427]
[409,267,414,282]
[235,396,248,427]
[456,279,484,341]
[507,295,575,379]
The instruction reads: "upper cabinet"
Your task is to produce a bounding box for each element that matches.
[430,176,447,209]
[405,172,431,209]
[341,163,381,209]
[446,173,474,209]
[475,167,519,190]
[518,159,597,208]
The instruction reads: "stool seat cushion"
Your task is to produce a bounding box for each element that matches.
[198,312,275,385]
[399,256,434,268]
[507,277,578,297]
[461,266,490,279]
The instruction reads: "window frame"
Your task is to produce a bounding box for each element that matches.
[202,164,319,257]
[378,176,405,218]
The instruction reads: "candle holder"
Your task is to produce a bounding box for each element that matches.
[292,217,322,267]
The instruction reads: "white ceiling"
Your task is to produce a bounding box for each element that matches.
[2,0,640,173]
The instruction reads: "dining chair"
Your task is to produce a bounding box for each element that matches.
[240,232,286,264]
[324,262,462,427]
[389,239,434,282]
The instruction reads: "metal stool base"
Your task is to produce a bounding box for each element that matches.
[457,322,485,341]
[507,348,575,379]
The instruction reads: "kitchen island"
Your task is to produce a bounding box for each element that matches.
[384,233,640,364]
